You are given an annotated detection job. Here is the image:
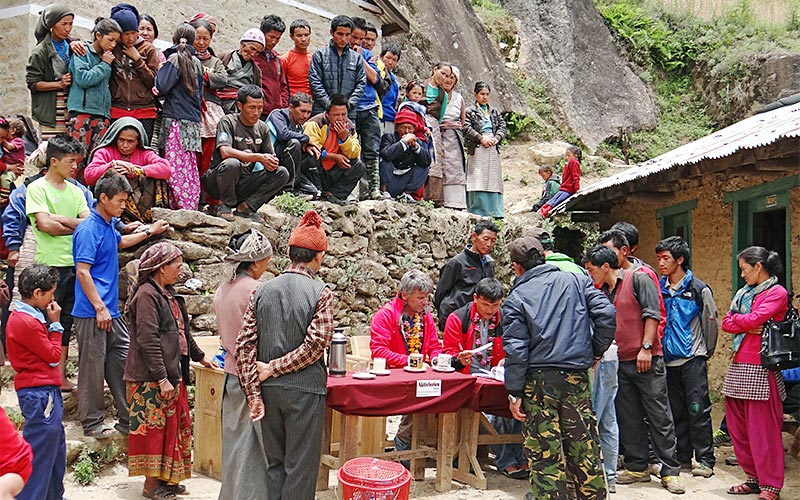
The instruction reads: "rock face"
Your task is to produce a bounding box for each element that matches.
[695,52,800,125]
[499,0,657,150]
[135,204,548,338]
[385,0,531,114]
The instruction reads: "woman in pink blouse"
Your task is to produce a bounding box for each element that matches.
[85,117,170,222]
[721,246,788,500]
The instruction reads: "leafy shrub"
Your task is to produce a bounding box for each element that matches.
[271,192,312,217]
[73,449,95,485]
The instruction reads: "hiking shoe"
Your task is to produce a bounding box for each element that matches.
[662,475,686,494]
[616,470,651,484]
[713,429,732,447]
[607,479,616,494]
[725,455,739,466]
[692,464,714,478]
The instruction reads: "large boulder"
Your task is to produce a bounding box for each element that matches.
[500,0,657,150]
[386,0,530,114]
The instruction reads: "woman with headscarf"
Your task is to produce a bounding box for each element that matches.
[217,29,265,114]
[189,13,227,212]
[440,66,467,210]
[26,4,76,139]
[84,117,170,222]
[108,4,160,141]
[215,229,272,500]
[464,81,507,218]
[124,242,212,500]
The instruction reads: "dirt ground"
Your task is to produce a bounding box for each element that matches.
[62,441,800,500]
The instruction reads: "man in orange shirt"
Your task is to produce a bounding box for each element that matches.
[280,19,313,97]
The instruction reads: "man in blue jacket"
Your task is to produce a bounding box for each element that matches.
[267,92,320,195]
[308,16,366,120]
[502,235,615,500]
[656,236,718,478]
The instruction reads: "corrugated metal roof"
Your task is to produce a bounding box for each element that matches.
[563,101,800,210]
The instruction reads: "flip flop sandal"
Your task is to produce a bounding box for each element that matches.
[142,486,177,500]
[728,482,761,495]
[162,484,188,495]
[84,426,117,439]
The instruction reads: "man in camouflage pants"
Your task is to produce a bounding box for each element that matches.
[502,235,616,500]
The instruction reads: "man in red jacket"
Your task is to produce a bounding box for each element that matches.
[6,264,66,500]
[255,15,289,119]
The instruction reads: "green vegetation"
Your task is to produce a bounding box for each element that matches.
[596,0,800,162]
[73,449,96,485]
[72,442,121,485]
[271,192,312,217]
[3,407,24,431]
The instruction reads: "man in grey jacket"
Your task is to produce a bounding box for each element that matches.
[502,235,616,500]
[308,15,366,119]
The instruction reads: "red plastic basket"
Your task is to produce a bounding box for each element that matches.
[337,457,412,500]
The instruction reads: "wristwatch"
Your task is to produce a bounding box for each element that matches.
[642,343,653,350]
[145,229,152,238]
[508,394,519,404]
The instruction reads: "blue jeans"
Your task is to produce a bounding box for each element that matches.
[593,359,619,482]
[488,414,525,470]
[16,386,65,500]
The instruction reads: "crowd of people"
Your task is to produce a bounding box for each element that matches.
[0,4,797,500]
[8,2,582,223]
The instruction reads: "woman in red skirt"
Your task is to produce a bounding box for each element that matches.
[124,242,213,499]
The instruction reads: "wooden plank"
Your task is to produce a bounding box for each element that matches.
[358,417,387,455]
[435,412,456,492]
[410,414,425,480]
[453,408,486,490]
[316,407,335,491]
[192,366,224,481]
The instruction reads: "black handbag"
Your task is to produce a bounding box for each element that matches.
[761,296,800,371]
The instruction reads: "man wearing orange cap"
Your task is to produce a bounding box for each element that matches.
[235,210,335,500]
[378,106,432,201]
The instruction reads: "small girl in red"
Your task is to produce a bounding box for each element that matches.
[5,264,66,500]
[538,145,581,217]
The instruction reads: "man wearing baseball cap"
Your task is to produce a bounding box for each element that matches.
[502,235,616,500]
[235,210,335,500]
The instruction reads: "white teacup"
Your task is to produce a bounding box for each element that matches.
[436,353,452,370]
[372,357,386,372]
[408,353,423,370]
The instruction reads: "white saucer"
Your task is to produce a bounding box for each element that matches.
[404,366,426,373]
[432,366,455,373]
[353,372,377,380]
[370,369,391,376]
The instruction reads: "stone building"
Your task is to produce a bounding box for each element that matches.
[562,101,800,387]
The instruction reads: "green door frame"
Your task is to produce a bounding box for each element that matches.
[724,175,798,296]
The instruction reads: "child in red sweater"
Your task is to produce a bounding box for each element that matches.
[5,264,65,500]
[537,145,582,217]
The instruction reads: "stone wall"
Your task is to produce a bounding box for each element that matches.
[607,172,800,393]
[125,203,547,339]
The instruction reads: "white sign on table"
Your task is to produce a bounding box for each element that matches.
[416,379,442,397]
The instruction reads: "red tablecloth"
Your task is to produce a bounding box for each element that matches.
[326,368,475,416]
[467,376,512,418]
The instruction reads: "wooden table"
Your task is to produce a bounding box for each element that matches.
[318,368,475,492]
[454,377,524,490]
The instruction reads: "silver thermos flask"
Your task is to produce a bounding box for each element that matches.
[328,328,347,377]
